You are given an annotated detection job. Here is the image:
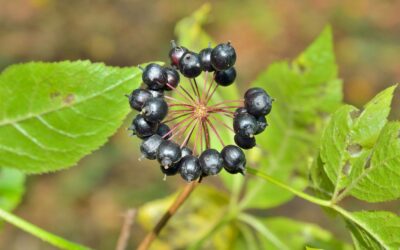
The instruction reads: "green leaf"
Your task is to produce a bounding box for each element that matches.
[243,26,342,209]
[241,216,351,250]
[316,86,400,202]
[345,211,400,250]
[0,61,141,174]
[0,168,25,212]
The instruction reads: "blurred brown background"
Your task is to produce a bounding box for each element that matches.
[0,0,399,249]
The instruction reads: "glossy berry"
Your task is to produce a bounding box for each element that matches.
[211,42,236,71]
[215,67,236,86]
[221,145,246,174]
[234,107,248,116]
[199,48,214,72]
[157,140,182,167]
[147,89,164,98]
[140,135,163,160]
[157,123,171,139]
[179,52,202,78]
[244,87,264,99]
[160,163,180,176]
[179,155,201,182]
[245,89,273,116]
[169,41,188,67]
[234,134,256,149]
[130,114,158,139]
[164,67,180,91]
[142,63,168,90]
[199,149,223,176]
[233,113,259,137]
[142,97,168,123]
[181,147,193,158]
[128,89,152,111]
[255,116,268,135]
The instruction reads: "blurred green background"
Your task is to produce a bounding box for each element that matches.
[0,0,399,249]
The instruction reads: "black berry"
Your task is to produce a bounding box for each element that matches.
[157,140,182,167]
[234,134,256,149]
[128,89,152,111]
[233,113,259,138]
[179,155,201,182]
[244,87,264,99]
[164,67,180,91]
[160,163,180,176]
[140,135,163,160]
[215,67,236,86]
[211,42,236,71]
[179,52,202,78]
[142,63,167,90]
[244,88,272,116]
[147,89,164,98]
[234,107,248,116]
[199,48,214,72]
[199,149,223,176]
[142,97,168,123]
[221,145,246,174]
[169,41,188,68]
[157,123,171,139]
[181,146,193,158]
[130,114,158,139]
[255,116,268,135]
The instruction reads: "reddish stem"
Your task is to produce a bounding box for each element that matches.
[206,118,225,147]
[209,115,234,132]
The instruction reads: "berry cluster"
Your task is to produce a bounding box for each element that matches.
[127,41,272,182]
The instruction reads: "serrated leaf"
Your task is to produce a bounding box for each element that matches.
[245,217,351,250]
[0,168,25,212]
[0,61,141,174]
[317,86,399,202]
[345,211,400,250]
[243,27,342,209]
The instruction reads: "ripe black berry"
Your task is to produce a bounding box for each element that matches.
[211,42,236,71]
[215,67,236,86]
[234,134,256,149]
[128,89,152,111]
[160,163,180,176]
[130,114,158,139]
[169,41,188,67]
[147,89,164,98]
[235,107,248,116]
[164,67,180,91]
[157,123,171,139]
[221,145,246,174]
[199,149,223,176]
[245,89,272,116]
[142,63,168,90]
[179,52,202,78]
[181,146,193,158]
[142,97,168,123]
[199,48,214,72]
[233,113,259,138]
[244,87,264,99]
[140,135,163,160]
[255,116,268,135]
[157,140,182,167]
[179,155,201,182]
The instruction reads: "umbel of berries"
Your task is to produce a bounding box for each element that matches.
[127,40,273,182]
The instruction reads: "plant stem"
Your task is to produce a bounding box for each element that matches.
[0,207,91,250]
[246,167,331,207]
[137,181,199,250]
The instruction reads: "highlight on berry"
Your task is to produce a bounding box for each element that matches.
[127,41,273,182]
